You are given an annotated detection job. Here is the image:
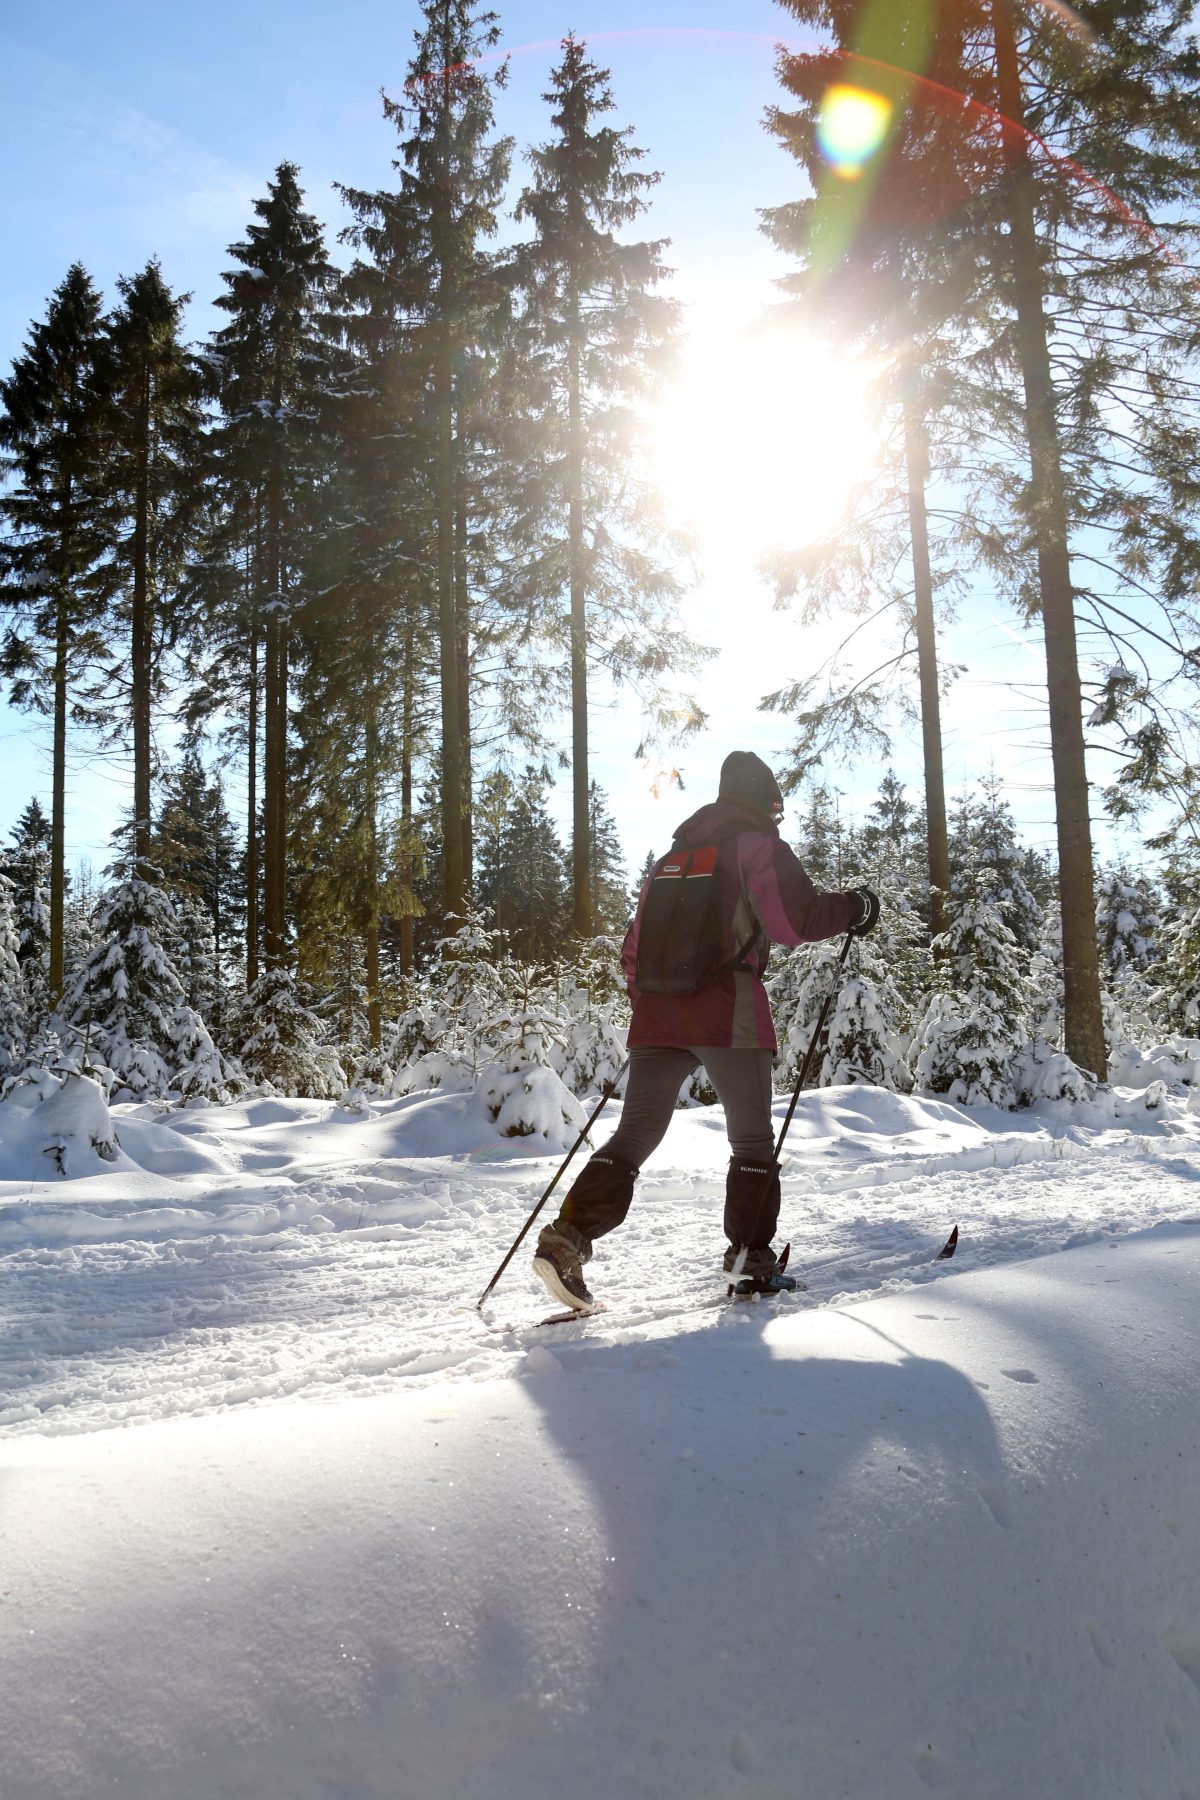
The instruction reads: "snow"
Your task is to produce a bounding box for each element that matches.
[3,1081,1200,1797]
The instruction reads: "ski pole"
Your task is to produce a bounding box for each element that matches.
[475,1057,630,1311]
[771,929,855,1165]
[735,930,855,1278]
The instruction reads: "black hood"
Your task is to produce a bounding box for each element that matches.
[673,797,779,846]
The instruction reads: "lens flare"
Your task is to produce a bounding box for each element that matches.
[817,85,893,180]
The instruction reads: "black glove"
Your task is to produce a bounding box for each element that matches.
[848,887,880,936]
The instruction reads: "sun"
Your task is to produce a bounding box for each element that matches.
[648,322,881,576]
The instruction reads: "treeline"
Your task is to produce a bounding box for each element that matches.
[0,9,703,1070]
[1,750,1196,1115]
[0,757,632,1102]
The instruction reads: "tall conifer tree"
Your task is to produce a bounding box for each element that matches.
[98,261,204,880]
[0,266,111,1003]
[201,163,335,973]
[514,35,701,934]
[339,3,513,922]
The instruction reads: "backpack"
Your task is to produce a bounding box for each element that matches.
[634,836,762,997]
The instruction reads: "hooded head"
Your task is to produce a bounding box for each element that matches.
[718,751,784,825]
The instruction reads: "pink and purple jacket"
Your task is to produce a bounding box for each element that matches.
[620,799,859,1052]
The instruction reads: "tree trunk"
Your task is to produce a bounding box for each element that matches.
[992,1,1105,1075]
[49,589,68,1008]
[903,397,952,946]
[436,339,464,921]
[567,291,591,938]
[454,487,473,897]
[261,445,290,972]
[131,362,153,882]
[365,707,382,1051]
[246,610,260,990]
[399,615,416,979]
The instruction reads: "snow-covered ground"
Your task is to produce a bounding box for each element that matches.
[3,1078,1200,1797]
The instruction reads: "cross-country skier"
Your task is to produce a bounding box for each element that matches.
[532,750,879,1310]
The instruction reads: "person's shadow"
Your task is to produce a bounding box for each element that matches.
[516,1301,1010,1795]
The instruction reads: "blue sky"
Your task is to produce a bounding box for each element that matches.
[0,0,1154,881]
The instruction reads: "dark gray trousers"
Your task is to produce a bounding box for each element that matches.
[604,1045,777,1168]
[556,1046,779,1249]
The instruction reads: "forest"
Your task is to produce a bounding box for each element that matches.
[2,0,1200,1125]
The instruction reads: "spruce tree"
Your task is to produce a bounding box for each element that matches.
[910,862,1030,1108]
[480,765,569,963]
[2,799,53,1020]
[949,776,1045,955]
[198,163,335,975]
[0,266,112,1003]
[0,872,23,1077]
[154,749,242,1004]
[761,2,993,946]
[579,782,629,935]
[99,262,204,880]
[65,869,232,1100]
[338,4,513,921]
[513,35,700,934]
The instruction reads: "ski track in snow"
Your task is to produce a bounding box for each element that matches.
[3,1087,1200,1436]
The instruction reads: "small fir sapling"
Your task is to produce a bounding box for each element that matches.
[233,966,346,1099]
[27,1070,119,1175]
[1095,863,1163,1058]
[476,964,587,1145]
[0,873,23,1077]
[909,868,1030,1108]
[552,936,629,1097]
[65,874,233,1100]
[1150,898,1200,1037]
[767,935,849,1091]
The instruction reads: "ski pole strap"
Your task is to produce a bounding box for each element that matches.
[475,1058,630,1310]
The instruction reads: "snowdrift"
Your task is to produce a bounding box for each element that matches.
[3,1225,1199,1800]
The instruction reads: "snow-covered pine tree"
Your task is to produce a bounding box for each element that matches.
[65,873,236,1101]
[154,751,243,1009]
[231,966,346,1099]
[793,784,844,888]
[553,935,629,1097]
[910,863,1030,1108]
[0,269,112,1007]
[582,784,630,938]
[62,859,100,1001]
[175,896,222,1026]
[476,960,586,1146]
[767,935,848,1091]
[1015,908,1091,1103]
[949,777,1045,954]
[1095,861,1163,1056]
[629,848,655,913]
[101,262,204,885]
[3,799,53,1032]
[1151,898,1200,1038]
[0,872,24,1077]
[478,767,569,963]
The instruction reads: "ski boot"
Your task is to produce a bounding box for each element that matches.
[533,1221,594,1313]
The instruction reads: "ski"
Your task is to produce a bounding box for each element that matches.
[536,1301,607,1327]
[474,1225,961,1331]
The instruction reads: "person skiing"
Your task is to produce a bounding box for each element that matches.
[532,750,879,1311]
